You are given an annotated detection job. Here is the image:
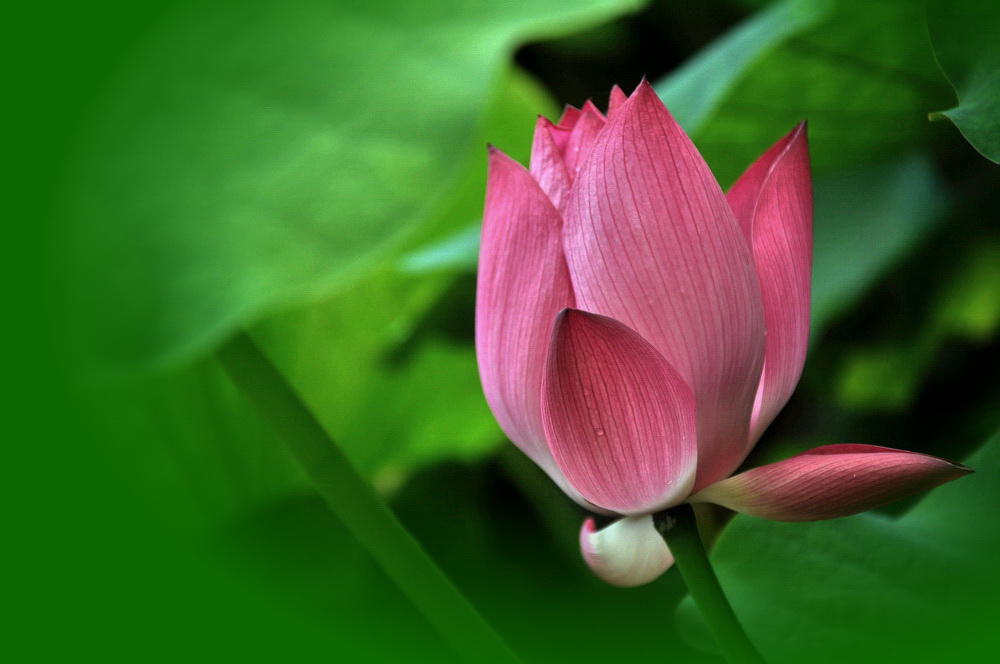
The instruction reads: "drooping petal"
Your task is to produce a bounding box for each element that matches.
[541,309,697,514]
[727,122,812,446]
[607,84,627,118]
[476,147,577,491]
[530,117,572,212]
[689,444,972,522]
[563,79,765,491]
[580,516,674,587]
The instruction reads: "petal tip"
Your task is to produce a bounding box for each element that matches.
[694,445,974,522]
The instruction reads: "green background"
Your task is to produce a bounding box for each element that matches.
[16,0,999,662]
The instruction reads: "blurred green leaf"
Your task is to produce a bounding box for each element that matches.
[656,0,951,186]
[252,68,556,482]
[678,430,1000,662]
[72,67,554,546]
[401,225,482,274]
[928,0,1000,163]
[811,153,947,332]
[83,359,308,528]
[656,0,832,136]
[258,273,505,483]
[391,461,719,664]
[836,240,1000,411]
[62,0,643,372]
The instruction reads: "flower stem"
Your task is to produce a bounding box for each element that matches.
[655,504,766,664]
[217,330,522,664]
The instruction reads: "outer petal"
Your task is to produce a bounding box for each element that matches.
[727,123,813,446]
[476,148,576,490]
[580,516,674,587]
[541,310,697,514]
[563,79,765,490]
[530,117,572,212]
[689,444,972,521]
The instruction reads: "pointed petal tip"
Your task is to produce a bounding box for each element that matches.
[487,145,524,171]
[607,84,628,117]
[692,445,973,522]
[580,99,605,119]
[580,515,674,587]
[534,114,554,128]
[787,119,808,144]
[954,461,974,474]
[631,76,658,99]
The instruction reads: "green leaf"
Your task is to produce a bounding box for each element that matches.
[811,153,947,332]
[391,462,719,664]
[69,67,554,543]
[835,240,1000,412]
[678,430,1000,662]
[656,0,833,136]
[218,332,524,664]
[256,273,505,482]
[62,0,643,372]
[928,0,1000,163]
[252,68,557,481]
[656,0,952,186]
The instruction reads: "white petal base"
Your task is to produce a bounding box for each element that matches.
[579,515,674,587]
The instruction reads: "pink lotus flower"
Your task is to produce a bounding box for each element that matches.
[475,81,970,587]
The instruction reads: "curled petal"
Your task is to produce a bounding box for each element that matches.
[728,123,813,446]
[564,79,765,490]
[476,147,577,494]
[541,310,697,514]
[580,516,674,587]
[690,444,972,522]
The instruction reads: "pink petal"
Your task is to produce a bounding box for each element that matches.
[563,79,765,491]
[476,147,577,491]
[580,516,674,587]
[689,444,972,521]
[541,309,697,514]
[580,99,607,120]
[607,84,627,118]
[561,103,607,180]
[558,104,583,128]
[727,123,813,446]
[529,117,572,212]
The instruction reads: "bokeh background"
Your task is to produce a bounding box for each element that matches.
[19,0,999,662]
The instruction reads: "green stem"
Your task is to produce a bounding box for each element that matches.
[217,331,522,664]
[655,504,766,664]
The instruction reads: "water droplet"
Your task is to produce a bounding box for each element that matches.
[595,428,606,436]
